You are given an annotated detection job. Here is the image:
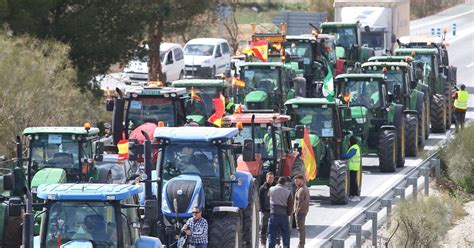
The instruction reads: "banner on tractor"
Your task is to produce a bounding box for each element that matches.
[322,63,334,102]
[232,77,245,88]
[300,127,317,180]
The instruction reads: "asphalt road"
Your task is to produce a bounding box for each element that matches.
[290,3,474,247]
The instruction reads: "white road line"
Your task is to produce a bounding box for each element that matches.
[411,9,474,29]
[467,63,474,68]
[447,26,474,43]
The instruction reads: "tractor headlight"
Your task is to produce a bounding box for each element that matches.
[355,118,365,124]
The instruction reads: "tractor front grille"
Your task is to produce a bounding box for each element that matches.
[166,180,197,213]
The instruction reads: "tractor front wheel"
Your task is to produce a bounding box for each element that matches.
[329,160,350,205]
[209,214,243,248]
[405,114,418,157]
[378,129,397,172]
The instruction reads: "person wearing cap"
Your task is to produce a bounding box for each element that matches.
[100,122,114,146]
[452,84,469,132]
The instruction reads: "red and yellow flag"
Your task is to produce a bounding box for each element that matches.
[300,127,317,180]
[191,87,203,102]
[250,40,268,62]
[234,104,243,114]
[208,93,225,127]
[232,77,246,88]
[117,133,129,159]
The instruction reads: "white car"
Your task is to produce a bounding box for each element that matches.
[183,38,231,78]
[123,43,185,84]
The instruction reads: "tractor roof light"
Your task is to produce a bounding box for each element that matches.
[84,122,92,131]
[236,121,243,130]
[71,134,76,141]
[164,94,170,98]
[170,93,177,97]
[443,27,448,34]
[406,57,412,62]
[158,121,165,127]
[383,67,388,73]
[411,51,416,57]
[391,66,395,70]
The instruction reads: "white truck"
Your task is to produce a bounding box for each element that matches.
[334,0,410,55]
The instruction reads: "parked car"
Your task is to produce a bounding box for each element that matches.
[123,43,185,84]
[183,38,231,78]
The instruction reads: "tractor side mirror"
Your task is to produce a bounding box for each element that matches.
[242,139,254,162]
[32,160,39,172]
[144,199,158,220]
[233,145,242,155]
[94,142,104,162]
[3,174,14,191]
[8,197,22,217]
[393,84,402,100]
[105,99,114,112]
[127,139,140,162]
[387,92,394,103]
[415,68,423,80]
[294,125,305,139]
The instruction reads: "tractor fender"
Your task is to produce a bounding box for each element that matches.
[391,104,404,126]
[403,110,418,116]
[97,167,112,183]
[231,171,253,209]
[416,91,425,110]
[380,125,396,131]
[211,206,241,218]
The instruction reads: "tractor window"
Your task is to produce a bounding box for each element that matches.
[286,42,312,64]
[234,125,281,160]
[361,32,384,49]
[413,54,432,67]
[185,87,218,117]
[323,27,357,49]
[243,67,279,93]
[82,141,92,160]
[127,97,175,129]
[289,106,335,137]
[345,80,382,108]
[30,135,79,169]
[162,144,219,180]
[45,201,117,247]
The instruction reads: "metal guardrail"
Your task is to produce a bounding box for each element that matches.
[320,131,452,248]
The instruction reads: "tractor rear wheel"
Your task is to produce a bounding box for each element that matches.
[431,94,447,133]
[243,180,260,248]
[405,114,418,157]
[209,214,242,248]
[329,160,349,205]
[378,129,397,172]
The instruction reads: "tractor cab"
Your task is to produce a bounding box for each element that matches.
[33,183,162,248]
[321,22,374,69]
[236,62,304,111]
[222,113,303,183]
[128,127,258,247]
[172,79,228,125]
[105,84,188,145]
[22,126,110,192]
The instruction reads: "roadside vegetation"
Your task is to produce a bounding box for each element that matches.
[385,126,474,247]
[0,32,106,158]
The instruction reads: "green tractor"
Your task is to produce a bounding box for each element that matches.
[172,79,228,125]
[284,98,355,204]
[395,48,452,132]
[362,61,428,155]
[320,22,375,71]
[235,62,306,111]
[285,34,337,97]
[22,126,111,191]
[335,73,409,172]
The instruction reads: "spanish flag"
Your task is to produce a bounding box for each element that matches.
[191,87,203,102]
[300,127,317,180]
[232,77,245,88]
[208,93,225,127]
[251,40,268,62]
[234,104,243,114]
[117,135,129,160]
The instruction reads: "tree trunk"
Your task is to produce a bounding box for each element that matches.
[148,20,164,82]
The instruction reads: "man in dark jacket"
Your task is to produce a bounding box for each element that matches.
[268,177,293,248]
[259,172,274,246]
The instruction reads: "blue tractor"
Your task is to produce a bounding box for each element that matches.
[128,127,260,248]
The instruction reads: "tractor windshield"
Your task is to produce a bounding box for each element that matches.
[161,143,220,180]
[185,87,218,117]
[289,106,335,137]
[322,26,357,49]
[30,134,79,169]
[343,80,382,108]
[413,54,432,65]
[361,32,384,49]
[242,67,279,93]
[286,42,312,65]
[45,201,117,247]
[234,125,282,159]
[127,96,175,129]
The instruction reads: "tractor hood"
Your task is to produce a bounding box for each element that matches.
[186,115,206,125]
[161,174,204,218]
[31,168,66,192]
[245,90,268,103]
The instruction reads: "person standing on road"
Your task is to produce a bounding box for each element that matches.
[452,84,469,132]
[293,174,310,248]
[268,177,293,248]
[259,172,275,246]
[341,136,361,202]
[182,206,208,248]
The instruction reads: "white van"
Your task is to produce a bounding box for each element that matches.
[123,43,185,84]
[183,38,231,78]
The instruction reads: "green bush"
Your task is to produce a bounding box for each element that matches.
[440,126,474,193]
[0,32,106,158]
[389,195,465,247]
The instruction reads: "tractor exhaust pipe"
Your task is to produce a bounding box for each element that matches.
[22,189,34,248]
[141,131,153,200]
[251,115,256,161]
